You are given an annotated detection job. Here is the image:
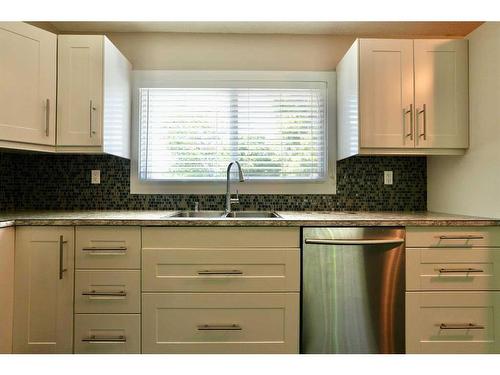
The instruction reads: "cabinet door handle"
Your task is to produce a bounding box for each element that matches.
[45,99,50,136]
[197,324,242,331]
[82,290,127,297]
[403,104,413,140]
[82,335,127,343]
[81,246,127,255]
[438,268,484,273]
[59,235,68,280]
[197,270,243,275]
[417,104,427,140]
[89,100,96,137]
[439,323,484,330]
[438,235,484,240]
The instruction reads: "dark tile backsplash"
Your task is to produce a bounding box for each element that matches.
[0,152,426,211]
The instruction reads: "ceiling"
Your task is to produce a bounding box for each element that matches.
[43,21,482,36]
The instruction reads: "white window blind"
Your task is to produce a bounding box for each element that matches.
[139,84,327,181]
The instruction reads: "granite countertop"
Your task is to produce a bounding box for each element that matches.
[0,210,498,227]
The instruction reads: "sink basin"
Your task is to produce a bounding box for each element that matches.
[169,211,225,218]
[167,211,281,219]
[224,211,281,218]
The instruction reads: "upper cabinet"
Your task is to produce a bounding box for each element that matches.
[337,38,469,160]
[0,23,131,158]
[57,35,132,158]
[0,22,57,148]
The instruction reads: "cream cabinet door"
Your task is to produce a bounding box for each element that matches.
[13,226,74,353]
[359,39,415,148]
[57,35,103,146]
[0,227,14,353]
[414,39,469,149]
[407,292,500,354]
[0,22,56,145]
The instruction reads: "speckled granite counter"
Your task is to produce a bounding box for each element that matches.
[0,210,498,227]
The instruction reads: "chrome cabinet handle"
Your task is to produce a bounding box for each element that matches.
[403,104,413,140]
[197,270,243,275]
[59,235,68,280]
[82,290,127,297]
[417,104,427,140]
[305,239,404,245]
[438,268,484,273]
[45,98,50,136]
[438,235,484,240]
[89,100,96,137]
[82,246,127,252]
[82,335,126,343]
[439,323,484,330]
[197,324,242,331]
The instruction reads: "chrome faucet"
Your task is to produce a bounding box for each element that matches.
[225,161,245,214]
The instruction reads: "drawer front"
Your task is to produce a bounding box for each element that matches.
[407,248,500,291]
[142,293,299,354]
[76,226,140,269]
[74,314,140,354]
[406,227,500,248]
[142,248,300,292]
[406,292,500,353]
[142,227,300,248]
[75,270,140,313]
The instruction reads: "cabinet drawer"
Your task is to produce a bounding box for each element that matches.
[75,270,140,313]
[407,248,500,291]
[406,227,500,248]
[142,293,299,354]
[142,248,299,292]
[406,292,500,353]
[142,227,300,248]
[76,226,140,269]
[74,314,140,354]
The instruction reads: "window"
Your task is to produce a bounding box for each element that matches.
[131,71,336,194]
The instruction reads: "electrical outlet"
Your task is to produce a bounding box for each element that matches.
[384,171,393,185]
[91,170,101,184]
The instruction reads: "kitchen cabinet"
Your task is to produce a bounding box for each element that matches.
[57,35,132,158]
[13,226,74,353]
[0,22,56,149]
[141,227,301,354]
[0,227,14,353]
[337,38,468,159]
[406,226,500,354]
[74,226,141,354]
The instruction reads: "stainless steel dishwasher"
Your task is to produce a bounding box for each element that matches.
[301,227,405,354]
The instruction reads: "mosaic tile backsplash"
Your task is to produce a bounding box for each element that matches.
[0,152,426,211]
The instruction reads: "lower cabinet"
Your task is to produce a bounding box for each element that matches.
[406,292,500,354]
[13,226,74,353]
[74,314,141,354]
[142,293,299,354]
[0,227,15,353]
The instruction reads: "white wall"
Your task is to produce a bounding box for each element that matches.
[107,32,356,71]
[427,22,500,218]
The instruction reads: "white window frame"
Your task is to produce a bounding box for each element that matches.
[130,70,336,194]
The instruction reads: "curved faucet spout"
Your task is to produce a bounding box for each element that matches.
[226,161,245,214]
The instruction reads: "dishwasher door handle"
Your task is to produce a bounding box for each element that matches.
[304,239,405,246]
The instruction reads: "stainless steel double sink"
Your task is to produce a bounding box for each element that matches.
[169,211,281,219]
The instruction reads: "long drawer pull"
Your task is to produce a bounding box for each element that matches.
[197,270,243,276]
[438,235,484,240]
[82,290,127,297]
[439,323,485,330]
[82,335,127,343]
[82,246,127,252]
[438,268,484,274]
[305,239,404,246]
[197,324,242,331]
